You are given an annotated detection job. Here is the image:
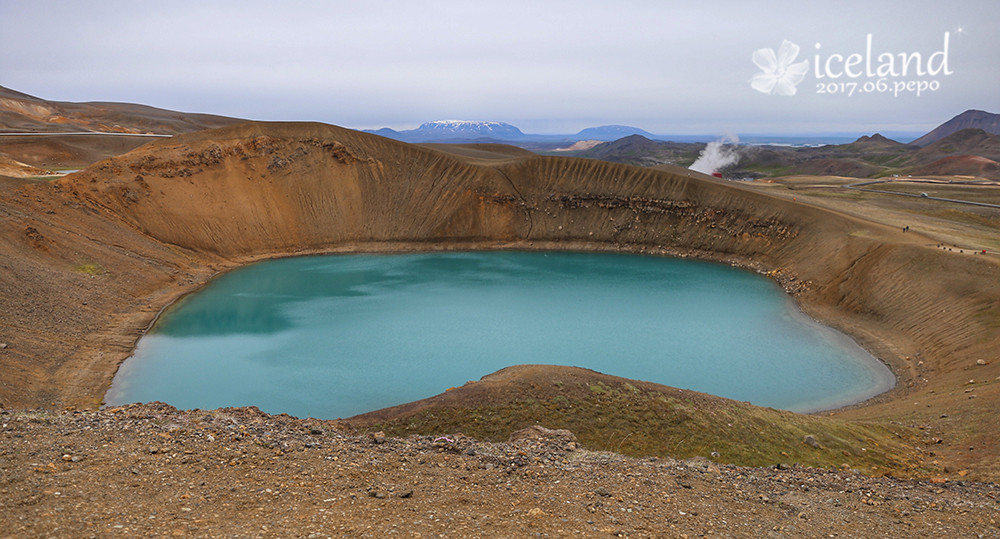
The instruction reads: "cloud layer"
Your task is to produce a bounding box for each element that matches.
[1,0,997,135]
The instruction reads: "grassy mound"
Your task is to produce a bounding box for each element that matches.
[348,365,926,476]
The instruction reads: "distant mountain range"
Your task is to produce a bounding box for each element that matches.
[548,126,1000,180]
[363,109,1000,150]
[728,126,1000,179]
[529,110,1000,180]
[363,121,664,143]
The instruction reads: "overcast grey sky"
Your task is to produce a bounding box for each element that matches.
[1,0,998,135]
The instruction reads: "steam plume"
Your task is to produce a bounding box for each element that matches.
[689,134,741,175]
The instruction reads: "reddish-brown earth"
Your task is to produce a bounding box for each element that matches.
[910,155,1000,179]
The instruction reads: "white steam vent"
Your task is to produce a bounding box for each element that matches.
[690,134,741,175]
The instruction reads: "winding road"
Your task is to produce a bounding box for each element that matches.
[845,180,1000,209]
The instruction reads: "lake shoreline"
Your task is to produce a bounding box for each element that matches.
[104,250,896,417]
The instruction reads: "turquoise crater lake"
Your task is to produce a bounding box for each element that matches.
[106,252,894,418]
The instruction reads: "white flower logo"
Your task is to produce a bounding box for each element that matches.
[751,40,809,96]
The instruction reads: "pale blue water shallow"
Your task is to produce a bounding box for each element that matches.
[105,252,894,418]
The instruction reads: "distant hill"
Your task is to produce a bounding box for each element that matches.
[842,133,910,151]
[570,135,703,167]
[368,127,402,139]
[0,85,243,135]
[573,125,657,141]
[911,110,1000,147]
[909,155,1000,180]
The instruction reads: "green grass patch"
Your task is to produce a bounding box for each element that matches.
[861,154,903,166]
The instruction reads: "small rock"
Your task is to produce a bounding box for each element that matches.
[398,490,413,499]
[368,490,386,499]
[0,343,7,350]
[370,431,385,444]
[527,508,546,517]
[310,428,323,435]
[684,456,720,474]
[594,487,612,497]
[776,463,790,470]
[802,435,822,448]
[976,359,986,366]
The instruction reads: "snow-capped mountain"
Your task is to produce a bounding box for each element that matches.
[417,120,524,138]
[363,120,526,142]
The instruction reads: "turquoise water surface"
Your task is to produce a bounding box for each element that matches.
[105,252,894,418]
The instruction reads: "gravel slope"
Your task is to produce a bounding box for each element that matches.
[3,403,998,538]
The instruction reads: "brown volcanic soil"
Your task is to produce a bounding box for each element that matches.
[2,403,999,539]
[2,120,1000,534]
[0,133,158,170]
